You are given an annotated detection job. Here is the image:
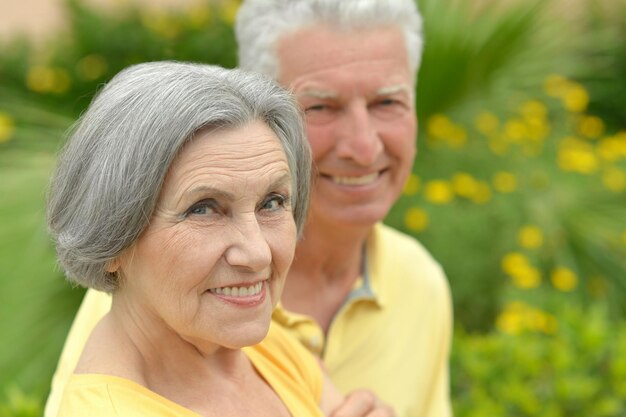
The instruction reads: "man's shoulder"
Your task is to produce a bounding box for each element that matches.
[371,223,450,299]
[373,223,443,271]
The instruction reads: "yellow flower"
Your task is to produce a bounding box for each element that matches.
[501,252,529,275]
[402,173,420,195]
[577,115,605,139]
[525,116,550,142]
[562,84,589,113]
[448,126,467,148]
[496,301,555,335]
[475,111,499,136]
[550,266,578,292]
[51,68,72,94]
[424,180,454,204]
[141,8,180,39]
[518,225,543,249]
[520,100,548,119]
[504,118,527,142]
[404,207,429,232]
[451,172,478,198]
[602,167,626,193]
[26,66,56,93]
[219,0,241,25]
[539,314,558,335]
[502,252,541,289]
[0,112,15,144]
[470,181,492,204]
[427,114,454,139]
[496,308,524,335]
[616,131,626,157]
[544,74,569,97]
[493,171,517,193]
[26,66,71,94]
[76,54,108,81]
[186,5,211,28]
[598,136,623,162]
[511,265,541,289]
[557,137,598,174]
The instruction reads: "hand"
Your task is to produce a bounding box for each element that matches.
[329,389,395,417]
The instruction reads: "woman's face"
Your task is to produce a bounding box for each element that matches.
[115,121,297,353]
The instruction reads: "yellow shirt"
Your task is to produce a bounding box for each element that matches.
[273,223,453,417]
[56,323,323,417]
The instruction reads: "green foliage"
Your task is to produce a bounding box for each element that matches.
[452,304,626,417]
[0,386,42,417]
[416,0,565,121]
[573,1,626,130]
[0,0,238,118]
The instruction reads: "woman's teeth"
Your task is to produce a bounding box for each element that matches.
[332,172,379,185]
[209,281,263,297]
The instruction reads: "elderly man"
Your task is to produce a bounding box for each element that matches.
[45,1,452,417]
[236,2,452,416]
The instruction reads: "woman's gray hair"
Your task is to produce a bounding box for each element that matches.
[47,61,311,293]
[235,0,424,80]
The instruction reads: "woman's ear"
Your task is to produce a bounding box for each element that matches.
[106,258,121,273]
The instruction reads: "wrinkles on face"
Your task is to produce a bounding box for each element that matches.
[161,141,291,216]
[114,121,298,353]
[276,25,417,227]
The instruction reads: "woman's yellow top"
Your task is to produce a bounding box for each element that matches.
[56,323,324,417]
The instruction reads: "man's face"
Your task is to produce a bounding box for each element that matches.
[277,25,417,229]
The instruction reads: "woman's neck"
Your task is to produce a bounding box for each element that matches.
[76,297,249,400]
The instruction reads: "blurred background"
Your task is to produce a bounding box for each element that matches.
[0,0,624,415]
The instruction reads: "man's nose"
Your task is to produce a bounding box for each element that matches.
[335,101,383,166]
[224,216,272,272]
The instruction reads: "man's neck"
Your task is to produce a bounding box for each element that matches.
[281,220,374,332]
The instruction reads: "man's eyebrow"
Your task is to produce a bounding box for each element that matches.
[375,84,412,96]
[297,89,338,99]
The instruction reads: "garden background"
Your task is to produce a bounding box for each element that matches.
[1,0,625,415]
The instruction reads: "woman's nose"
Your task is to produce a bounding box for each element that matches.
[224,217,272,272]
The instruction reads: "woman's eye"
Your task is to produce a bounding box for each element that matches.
[186,200,217,216]
[261,194,287,211]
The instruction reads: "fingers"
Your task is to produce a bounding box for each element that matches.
[330,389,395,417]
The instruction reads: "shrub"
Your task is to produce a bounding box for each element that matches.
[451,303,626,417]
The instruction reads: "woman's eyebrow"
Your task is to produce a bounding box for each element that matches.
[184,186,235,201]
[266,173,292,192]
[181,173,291,202]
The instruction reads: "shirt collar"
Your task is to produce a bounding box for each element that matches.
[343,223,387,308]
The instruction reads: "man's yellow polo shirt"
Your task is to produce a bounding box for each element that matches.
[273,223,453,417]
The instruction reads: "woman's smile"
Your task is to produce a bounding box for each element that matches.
[207,279,269,306]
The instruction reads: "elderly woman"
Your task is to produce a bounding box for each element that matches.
[47,61,345,416]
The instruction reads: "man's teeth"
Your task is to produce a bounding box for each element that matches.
[332,173,379,185]
[209,282,263,297]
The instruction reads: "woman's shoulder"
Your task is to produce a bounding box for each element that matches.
[57,374,201,417]
[244,321,323,404]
